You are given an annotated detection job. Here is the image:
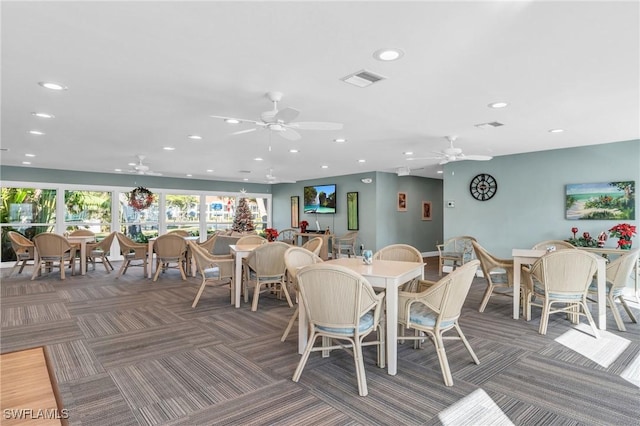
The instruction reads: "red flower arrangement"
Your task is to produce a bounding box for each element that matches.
[299,220,309,232]
[609,223,637,249]
[264,228,279,242]
[129,186,155,211]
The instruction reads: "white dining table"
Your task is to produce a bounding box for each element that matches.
[66,235,95,275]
[300,257,424,376]
[512,248,607,330]
[147,235,199,278]
[229,244,263,308]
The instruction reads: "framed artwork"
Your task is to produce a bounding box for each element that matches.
[291,196,299,227]
[565,181,635,220]
[347,192,359,230]
[397,192,407,211]
[421,201,432,221]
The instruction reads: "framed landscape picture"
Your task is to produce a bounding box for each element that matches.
[565,181,635,220]
[347,192,359,230]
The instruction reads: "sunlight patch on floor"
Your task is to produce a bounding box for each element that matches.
[555,323,630,368]
[620,353,640,388]
[438,389,514,426]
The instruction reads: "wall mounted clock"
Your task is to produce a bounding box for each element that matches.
[470,173,497,201]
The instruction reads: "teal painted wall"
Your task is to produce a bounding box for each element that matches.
[444,140,640,257]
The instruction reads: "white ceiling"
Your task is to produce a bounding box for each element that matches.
[2,1,638,183]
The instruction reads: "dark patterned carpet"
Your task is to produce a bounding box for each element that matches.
[1,258,639,426]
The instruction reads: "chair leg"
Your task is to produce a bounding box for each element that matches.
[117,260,129,277]
[60,258,66,280]
[608,294,626,331]
[153,259,162,282]
[434,332,453,386]
[292,332,317,383]
[619,296,638,323]
[455,323,480,365]
[478,283,494,312]
[539,300,551,335]
[178,262,187,281]
[579,301,600,339]
[192,280,207,308]
[352,340,368,396]
[281,306,299,342]
[251,282,261,311]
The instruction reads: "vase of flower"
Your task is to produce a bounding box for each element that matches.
[609,223,637,250]
[299,220,309,234]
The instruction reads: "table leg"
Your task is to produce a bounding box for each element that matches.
[513,259,522,320]
[79,241,87,275]
[147,240,154,278]
[386,279,398,375]
[233,254,243,308]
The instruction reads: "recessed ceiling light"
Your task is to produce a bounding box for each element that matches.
[22,161,31,165]
[321,165,328,169]
[488,102,508,108]
[373,48,404,61]
[254,157,263,161]
[437,170,444,174]
[186,174,192,177]
[187,135,202,140]
[163,146,176,151]
[31,112,55,119]
[128,162,136,166]
[114,168,122,172]
[29,130,45,135]
[225,119,240,124]
[358,159,366,163]
[289,149,299,153]
[243,178,249,181]
[206,169,214,173]
[403,151,413,156]
[549,128,564,133]
[38,81,67,91]
[25,153,36,157]
[334,138,347,143]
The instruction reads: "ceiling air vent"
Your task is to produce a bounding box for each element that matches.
[475,121,504,129]
[341,69,386,88]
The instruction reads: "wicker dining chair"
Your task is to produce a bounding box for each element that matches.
[331,231,358,258]
[398,260,481,386]
[281,246,323,342]
[243,241,292,311]
[293,263,385,397]
[7,231,35,277]
[471,241,515,312]
[31,233,77,280]
[531,240,576,250]
[278,228,298,245]
[115,232,149,278]
[436,236,477,276]
[188,241,235,308]
[86,231,116,272]
[301,237,323,256]
[152,233,188,282]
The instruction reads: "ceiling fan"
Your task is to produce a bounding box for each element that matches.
[407,136,493,165]
[264,168,296,184]
[128,155,161,176]
[210,91,343,141]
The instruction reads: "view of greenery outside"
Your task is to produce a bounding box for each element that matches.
[1,186,273,261]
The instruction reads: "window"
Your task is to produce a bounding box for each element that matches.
[64,190,112,236]
[119,192,159,242]
[165,193,200,236]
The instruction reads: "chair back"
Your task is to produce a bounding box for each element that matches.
[115,232,139,253]
[8,231,35,259]
[373,244,422,262]
[438,260,480,320]
[531,240,576,250]
[301,237,323,256]
[333,231,358,244]
[168,229,190,237]
[471,241,510,278]
[188,240,232,277]
[92,231,116,253]
[278,228,297,245]
[154,233,187,258]
[530,250,598,296]
[69,229,95,237]
[296,263,381,334]
[198,233,219,253]
[237,235,267,245]
[246,241,289,277]
[439,236,476,257]
[606,248,639,291]
[284,247,323,289]
[33,233,73,258]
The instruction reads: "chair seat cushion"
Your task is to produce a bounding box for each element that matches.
[441,252,463,259]
[409,304,455,328]
[588,279,619,296]
[317,312,374,335]
[248,271,283,281]
[533,281,583,300]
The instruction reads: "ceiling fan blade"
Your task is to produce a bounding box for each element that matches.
[210,115,261,125]
[278,128,301,141]
[288,121,343,130]
[407,156,444,161]
[231,128,258,136]
[274,107,300,123]
[146,171,162,176]
[459,155,493,161]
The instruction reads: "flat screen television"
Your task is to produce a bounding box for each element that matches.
[303,184,336,214]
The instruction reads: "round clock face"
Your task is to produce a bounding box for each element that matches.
[470,173,497,201]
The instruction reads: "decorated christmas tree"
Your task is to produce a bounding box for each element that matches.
[232,198,255,232]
